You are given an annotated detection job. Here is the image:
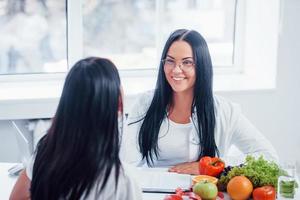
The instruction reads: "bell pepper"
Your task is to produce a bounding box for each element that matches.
[199,156,225,177]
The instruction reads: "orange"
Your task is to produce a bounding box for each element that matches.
[192,175,218,186]
[227,176,253,200]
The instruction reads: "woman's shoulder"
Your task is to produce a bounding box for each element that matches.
[213,95,242,122]
[92,163,142,199]
[213,95,241,112]
[116,163,142,199]
[119,162,137,181]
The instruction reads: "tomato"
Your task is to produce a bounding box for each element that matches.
[252,186,276,200]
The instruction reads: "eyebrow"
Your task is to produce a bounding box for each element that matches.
[166,55,193,60]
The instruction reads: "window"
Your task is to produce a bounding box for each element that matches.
[0,0,236,74]
[0,0,67,75]
[82,0,236,70]
[0,0,281,120]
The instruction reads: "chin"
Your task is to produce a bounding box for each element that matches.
[171,85,191,93]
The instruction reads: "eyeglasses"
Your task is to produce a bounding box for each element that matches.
[162,58,195,71]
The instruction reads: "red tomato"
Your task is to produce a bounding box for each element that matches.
[252,186,276,200]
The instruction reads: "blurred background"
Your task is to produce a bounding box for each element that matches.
[0,0,299,175]
[0,0,235,73]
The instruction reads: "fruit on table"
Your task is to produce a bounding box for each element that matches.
[193,180,218,200]
[252,186,276,200]
[192,175,218,185]
[199,156,225,177]
[227,176,253,200]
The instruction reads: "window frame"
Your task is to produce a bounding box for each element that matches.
[0,0,281,120]
[0,0,242,81]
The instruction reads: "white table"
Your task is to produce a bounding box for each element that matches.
[1,163,299,200]
[0,163,18,199]
[0,163,169,200]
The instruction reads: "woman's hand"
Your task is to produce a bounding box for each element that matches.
[168,161,199,175]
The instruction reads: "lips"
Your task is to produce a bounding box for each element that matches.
[172,77,186,81]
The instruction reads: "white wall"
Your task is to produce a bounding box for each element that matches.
[218,0,300,168]
[1,0,300,171]
[0,121,19,162]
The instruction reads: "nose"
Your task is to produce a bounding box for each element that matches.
[173,63,183,73]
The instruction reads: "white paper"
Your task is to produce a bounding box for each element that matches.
[134,168,192,193]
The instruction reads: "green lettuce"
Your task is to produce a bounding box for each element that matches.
[218,155,285,190]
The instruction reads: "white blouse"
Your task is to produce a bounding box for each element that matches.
[155,119,192,167]
[120,91,278,167]
[26,155,142,200]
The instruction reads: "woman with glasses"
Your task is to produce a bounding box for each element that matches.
[10,57,142,200]
[121,29,278,174]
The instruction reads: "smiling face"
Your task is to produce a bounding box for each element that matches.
[164,40,196,94]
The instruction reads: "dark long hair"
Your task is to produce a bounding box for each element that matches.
[138,29,218,165]
[31,57,122,200]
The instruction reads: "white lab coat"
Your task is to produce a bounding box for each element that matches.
[120,91,278,167]
[26,155,142,200]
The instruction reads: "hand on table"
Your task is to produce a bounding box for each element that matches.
[168,161,199,175]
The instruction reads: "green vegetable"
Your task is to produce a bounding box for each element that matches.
[218,155,285,190]
[279,180,296,198]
